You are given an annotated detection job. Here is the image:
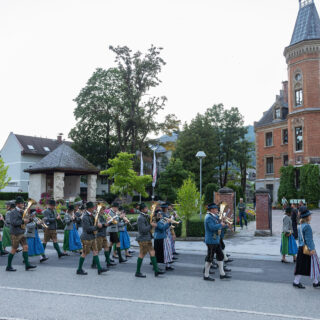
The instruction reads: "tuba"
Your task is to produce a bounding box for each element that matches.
[21,199,37,230]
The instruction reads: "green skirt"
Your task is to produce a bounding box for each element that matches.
[281,232,289,255]
[2,226,11,247]
[63,230,70,251]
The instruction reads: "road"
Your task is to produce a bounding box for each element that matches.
[0,246,319,320]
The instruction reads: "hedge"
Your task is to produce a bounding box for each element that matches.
[0,193,28,201]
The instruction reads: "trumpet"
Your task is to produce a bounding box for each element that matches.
[103,213,118,224]
[21,199,36,230]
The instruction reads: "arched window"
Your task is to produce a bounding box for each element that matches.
[293,70,303,107]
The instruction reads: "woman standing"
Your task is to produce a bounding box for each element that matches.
[281,207,298,263]
[63,205,82,254]
[293,208,320,289]
[118,209,132,258]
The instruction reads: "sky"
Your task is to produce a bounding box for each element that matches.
[0,0,312,148]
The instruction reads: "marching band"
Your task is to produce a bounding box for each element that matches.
[0,197,234,281]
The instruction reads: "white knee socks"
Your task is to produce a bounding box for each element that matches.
[218,261,225,276]
[204,262,211,277]
[294,275,301,284]
[223,250,228,262]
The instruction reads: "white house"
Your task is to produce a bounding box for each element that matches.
[0,132,107,198]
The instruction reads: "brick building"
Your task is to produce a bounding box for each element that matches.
[254,0,320,204]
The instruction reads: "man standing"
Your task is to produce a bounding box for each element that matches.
[238,198,247,230]
[203,203,231,281]
[135,203,165,278]
[1,201,15,254]
[76,202,108,275]
[107,202,126,263]
[6,197,36,271]
[42,200,66,258]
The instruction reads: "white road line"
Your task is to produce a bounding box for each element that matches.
[0,318,27,320]
[0,286,318,320]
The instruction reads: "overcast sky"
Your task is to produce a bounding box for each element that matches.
[0,0,312,148]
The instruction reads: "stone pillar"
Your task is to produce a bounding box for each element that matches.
[214,187,235,218]
[87,174,97,203]
[28,173,46,201]
[255,187,272,236]
[53,172,65,200]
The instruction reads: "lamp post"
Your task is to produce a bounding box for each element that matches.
[196,151,206,219]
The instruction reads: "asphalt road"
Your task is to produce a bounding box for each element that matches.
[0,246,319,320]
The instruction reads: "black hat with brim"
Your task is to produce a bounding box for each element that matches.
[15,197,24,204]
[112,202,120,208]
[49,199,56,206]
[208,203,218,210]
[139,203,147,210]
[68,205,75,211]
[300,210,312,218]
[86,202,94,209]
[285,207,292,214]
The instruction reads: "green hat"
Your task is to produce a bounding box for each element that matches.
[86,202,94,209]
[15,197,24,204]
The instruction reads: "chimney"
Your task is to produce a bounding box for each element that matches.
[282,81,288,104]
[57,133,63,143]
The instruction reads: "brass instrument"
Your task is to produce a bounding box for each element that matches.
[21,199,36,230]
[33,216,48,229]
[94,202,105,226]
[103,212,118,225]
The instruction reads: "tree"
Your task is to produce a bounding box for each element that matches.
[101,152,152,199]
[176,178,203,237]
[204,183,219,204]
[157,158,192,202]
[0,158,10,190]
[299,164,320,206]
[278,166,297,203]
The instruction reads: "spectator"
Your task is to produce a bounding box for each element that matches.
[238,198,247,230]
[281,196,288,210]
[281,207,297,263]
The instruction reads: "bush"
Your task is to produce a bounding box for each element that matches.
[278,166,297,203]
[186,217,205,237]
[204,183,219,204]
[299,164,320,207]
[0,192,28,201]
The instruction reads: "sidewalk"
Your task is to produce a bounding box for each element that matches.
[38,209,320,261]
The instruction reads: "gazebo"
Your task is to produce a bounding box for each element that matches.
[24,143,100,202]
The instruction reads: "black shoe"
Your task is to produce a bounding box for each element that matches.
[135,272,146,278]
[110,258,115,263]
[40,256,48,263]
[224,267,232,272]
[6,266,16,272]
[119,259,127,263]
[77,269,88,275]
[98,268,108,275]
[25,264,37,271]
[293,282,305,289]
[58,253,67,258]
[220,274,232,279]
[313,283,320,288]
[0,250,9,256]
[225,259,233,263]
[91,264,97,269]
[155,269,165,277]
[173,252,179,255]
[128,250,135,254]
[203,276,215,281]
[227,254,231,257]
[172,257,178,260]
[203,268,215,275]
[107,262,117,267]
[169,261,175,264]
[166,266,175,271]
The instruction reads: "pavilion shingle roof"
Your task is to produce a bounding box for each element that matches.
[24,143,99,174]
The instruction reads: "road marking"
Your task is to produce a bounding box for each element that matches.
[0,318,27,320]
[0,286,319,320]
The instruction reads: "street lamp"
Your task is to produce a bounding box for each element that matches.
[196,151,206,219]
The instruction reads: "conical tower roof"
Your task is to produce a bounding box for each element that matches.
[290,0,320,45]
[24,143,99,174]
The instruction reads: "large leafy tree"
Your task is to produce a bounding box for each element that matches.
[101,152,152,199]
[0,158,10,190]
[157,158,192,202]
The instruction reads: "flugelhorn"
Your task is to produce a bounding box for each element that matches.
[33,216,48,229]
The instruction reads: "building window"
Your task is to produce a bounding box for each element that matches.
[275,108,281,119]
[295,73,302,81]
[100,176,108,185]
[295,127,303,151]
[295,89,303,107]
[282,129,288,144]
[283,155,289,166]
[43,147,50,152]
[265,132,273,147]
[266,157,274,174]
[27,145,35,150]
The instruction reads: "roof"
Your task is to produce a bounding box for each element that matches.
[14,134,72,156]
[24,143,99,174]
[290,0,320,46]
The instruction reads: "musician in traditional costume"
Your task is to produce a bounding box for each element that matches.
[76,202,108,275]
[203,203,231,281]
[135,203,164,278]
[293,208,320,289]
[74,201,83,236]
[167,202,180,256]
[118,207,132,258]
[281,207,298,263]
[42,199,67,258]
[63,205,82,254]
[25,209,48,263]
[107,202,126,263]
[0,201,13,255]
[6,197,36,271]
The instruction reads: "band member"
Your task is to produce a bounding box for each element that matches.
[42,199,67,258]
[6,197,36,271]
[1,200,14,255]
[167,202,179,255]
[74,201,83,236]
[25,209,48,263]
[118,207,132,258]
[154,209,175,271]
[107,202,126,263]
[135,203,164,278]
[63,205,82,254]
[76,202,108,275]
[220,225,233,270]
[203,203,231,281]
[92,204,116,269]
